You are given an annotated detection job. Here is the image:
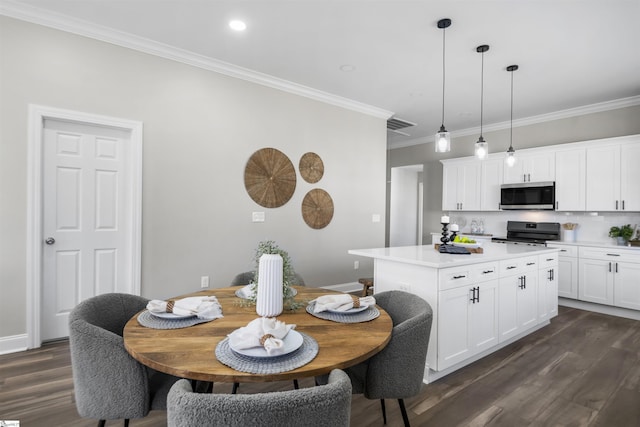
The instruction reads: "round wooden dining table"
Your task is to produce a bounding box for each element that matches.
[123,286,393,383]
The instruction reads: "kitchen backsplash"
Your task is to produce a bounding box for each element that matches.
[442,211,640,243]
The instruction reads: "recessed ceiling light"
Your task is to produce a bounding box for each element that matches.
[229,20,247,31]
[340,64,355,72]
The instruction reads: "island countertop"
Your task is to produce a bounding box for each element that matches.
[349,242,559,269]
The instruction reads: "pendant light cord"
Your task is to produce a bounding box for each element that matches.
[441,27,446,127]
[509,69,514,149]
[479,50,484,137]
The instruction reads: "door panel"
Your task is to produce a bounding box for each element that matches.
[42,119,131,341]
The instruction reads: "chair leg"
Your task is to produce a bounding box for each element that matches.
[232,382,239,394]
[97,421,105,427]
[398,398,411,427]
[380,399,386,424]
[124,419,130,427]
[293,379,299,389]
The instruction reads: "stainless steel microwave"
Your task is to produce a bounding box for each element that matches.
[500,181,555,210]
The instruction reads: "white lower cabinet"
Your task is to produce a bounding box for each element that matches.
[538,254,559,321]
[499,269,538,342]
[547,244,578,299]
[578,246,640,309]
[438,279,499,370]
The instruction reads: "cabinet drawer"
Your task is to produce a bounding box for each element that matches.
[499,256,538,276]
[579,246,640,263]
[539,252,559,268]
[470,262,499,282]
[439,266,473,290]
[547,244,578,258]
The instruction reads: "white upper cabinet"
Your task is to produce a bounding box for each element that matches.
[442,160,481,211]
[441,134,639,212]
[503,152,555,184]
[586,139,640,211]
[481,157,503,211]
[555,148,586,211]
[620,143,640,212]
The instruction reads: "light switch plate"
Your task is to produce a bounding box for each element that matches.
[372,214,381,223]
[252,212,265,222]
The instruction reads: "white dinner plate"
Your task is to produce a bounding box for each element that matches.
[326,305,369,314]
[230,330,303,358]
[149,311,196,320]
[451,241,482,249]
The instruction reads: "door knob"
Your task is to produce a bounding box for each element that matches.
[45,237,55,245]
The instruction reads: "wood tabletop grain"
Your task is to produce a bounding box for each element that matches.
[123,286,393,383]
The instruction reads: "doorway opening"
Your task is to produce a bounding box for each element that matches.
[389,165,424,247]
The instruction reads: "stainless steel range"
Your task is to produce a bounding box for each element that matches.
[491,221,561,246]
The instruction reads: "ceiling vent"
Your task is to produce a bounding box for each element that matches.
[387,117,416,136]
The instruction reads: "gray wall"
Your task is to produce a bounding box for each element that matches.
[0,17,387,340]
[389,105,640,241]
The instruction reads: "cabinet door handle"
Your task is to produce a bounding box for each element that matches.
[507,266,517,270]
[616,263,618,273]
[469,288,475,303]
[482,270,494,274]
[609,262,612,272]
[606,253,621,257]
[622,200,625,210]
[526,262,536,266]
[546,258,554,261]
[616,200,619,210]
[523,174,526,182]
[556,201,559,210]
[528,173,531,182]
[560,249,568,252]
[453,275,467,279]
[476,287,480,303]
[551,269,554,281]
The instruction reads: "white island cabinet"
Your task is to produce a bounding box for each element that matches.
[349,243,559,383]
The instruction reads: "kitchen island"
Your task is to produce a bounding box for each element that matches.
[349,242,560,383]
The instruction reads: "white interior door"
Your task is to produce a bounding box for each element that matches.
[41,119,133,341]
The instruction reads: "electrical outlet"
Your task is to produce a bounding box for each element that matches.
[354,261,359,269]
[201,276,209,288]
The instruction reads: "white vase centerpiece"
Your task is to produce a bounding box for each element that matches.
[256,253,283,317]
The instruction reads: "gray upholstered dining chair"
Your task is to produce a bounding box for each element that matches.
[319,290,432,427]
[230,271,306,286]
[167,369,352,427]
[69,293,180,427]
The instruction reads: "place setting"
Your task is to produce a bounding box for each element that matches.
[306,294,379,323]
[137,295,224,329]
[215,317,318,374]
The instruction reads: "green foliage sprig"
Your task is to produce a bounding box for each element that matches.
[248,240,303,310]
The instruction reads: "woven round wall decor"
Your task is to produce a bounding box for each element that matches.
[301,189,334,229]
[244,148,297,208]
[299,152,324,183]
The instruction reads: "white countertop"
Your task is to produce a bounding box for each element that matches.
[547,240,640,251]
[349,242,559,269]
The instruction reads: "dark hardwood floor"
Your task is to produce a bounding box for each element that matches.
[2,306,640,426]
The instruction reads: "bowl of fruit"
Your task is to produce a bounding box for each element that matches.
[451,235,482,249]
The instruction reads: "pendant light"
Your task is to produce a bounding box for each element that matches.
[474,45,489,160]
[435,18,452,153]
[505,65,519,167]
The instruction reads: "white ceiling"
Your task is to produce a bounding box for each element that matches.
[5,0,640,149]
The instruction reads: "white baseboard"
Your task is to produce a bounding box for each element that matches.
[559,298,640,321]
[0,334,28,355]
[321,282,362,293]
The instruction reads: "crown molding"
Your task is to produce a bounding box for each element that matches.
[0,0,393,120]
[388,95,640,150]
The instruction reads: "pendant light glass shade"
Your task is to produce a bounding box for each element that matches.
[435,18,452,153]
[505,65,519,167]
[475,45,489,160]
[435,125,451,153]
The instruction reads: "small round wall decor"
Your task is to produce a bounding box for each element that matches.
[299,152,324,183]
[244,148,297,208]
[301,189,334,229]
